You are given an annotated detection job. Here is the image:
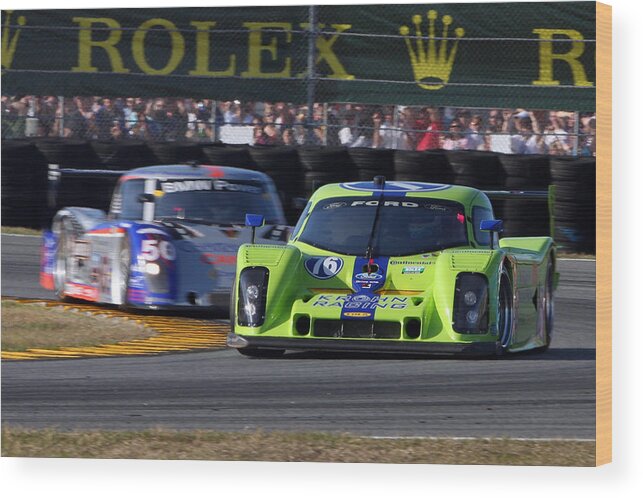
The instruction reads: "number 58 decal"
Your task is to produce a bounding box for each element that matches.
[141,239,176,261]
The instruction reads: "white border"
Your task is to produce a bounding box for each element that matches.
[1,2,638,498]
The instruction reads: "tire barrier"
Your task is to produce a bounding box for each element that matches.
[201,144,258,170]
[1,140,49,228]
[550,157,596,253]
[499,154,551,190]
[98,140,158,170]
[0,139,597,252]
[393,150,453,183]
[148,141,205,165]
[348,147,395,181]
[498,198,551,238]
[446,150,504,190]
[298,146,357,195]
[33,138,101,169]
[249,146,304,224]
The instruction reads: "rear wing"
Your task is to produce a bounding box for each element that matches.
[48,165,124,209]
[47,164,124,223]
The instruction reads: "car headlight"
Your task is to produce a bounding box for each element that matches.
[237,267,269,327]
[453,273,489,334]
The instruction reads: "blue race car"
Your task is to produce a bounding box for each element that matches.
[40,164,289,311]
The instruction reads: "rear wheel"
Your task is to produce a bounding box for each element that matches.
[238,348,285,358]
[496,265,515,356]
[537,257,555,352]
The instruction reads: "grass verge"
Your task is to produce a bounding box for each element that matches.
[1,300,155,351]
[1,428,595,466]
[1,226,42,236]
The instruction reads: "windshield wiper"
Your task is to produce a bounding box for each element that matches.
[364,176,387,273]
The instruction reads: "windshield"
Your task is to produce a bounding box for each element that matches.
[297,196,469,256]
[116,178,283,224]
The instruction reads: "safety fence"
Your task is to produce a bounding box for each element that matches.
[2,138,595,253]
[2,97,596,157]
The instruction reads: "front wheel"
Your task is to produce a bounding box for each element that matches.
[495,265,515,356]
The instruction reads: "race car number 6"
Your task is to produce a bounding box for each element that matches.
[313,257,339,275]
[142,240,176,261]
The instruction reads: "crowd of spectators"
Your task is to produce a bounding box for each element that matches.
[332,104,596,156]
[1,95,596,156]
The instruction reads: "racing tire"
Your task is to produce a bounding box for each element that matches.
[53,222,72,300]
[495,265,515,356]
[237,348,285,358]
[536,257,555,352]
[118,236,131,310]
[229,282,237,329]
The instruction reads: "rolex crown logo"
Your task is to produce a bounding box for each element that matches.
[399,10,464,90]
[2,11,26,70]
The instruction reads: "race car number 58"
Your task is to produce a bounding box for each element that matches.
[142,240,176,261]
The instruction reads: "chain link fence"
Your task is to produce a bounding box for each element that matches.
[1,96,595,157]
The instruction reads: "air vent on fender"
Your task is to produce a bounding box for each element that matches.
[450,251,492,271]
[243,246,288,266]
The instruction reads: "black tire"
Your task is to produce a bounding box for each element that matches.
[53,222,72,300]
[238,348,285,358]
[1,140,49,228]
[393,150,453,183]
[537,257,555,352]
[495,265,515,356]
[446,150,504,189]
[202,145,258,170]
[229,282,237,330]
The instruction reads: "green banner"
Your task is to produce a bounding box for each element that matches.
[1,2,596,110]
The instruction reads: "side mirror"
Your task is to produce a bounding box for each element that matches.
[480,219,503,233]
[245,214,265,244]
[138,193,155,204]
[480,219,503,249]
[245,214,265,228]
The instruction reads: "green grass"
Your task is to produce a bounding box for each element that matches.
[1,428,596,466]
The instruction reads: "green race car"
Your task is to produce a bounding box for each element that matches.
[227,178,557,357]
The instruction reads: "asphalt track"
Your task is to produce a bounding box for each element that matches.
[1,234,596,438]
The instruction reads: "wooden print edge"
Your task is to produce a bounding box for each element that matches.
[595,0,612,467]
